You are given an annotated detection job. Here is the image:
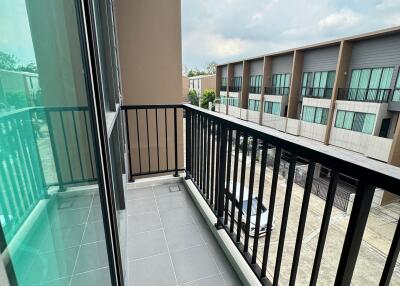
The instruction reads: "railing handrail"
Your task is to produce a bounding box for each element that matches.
[302,87,333,99]
[183,103,400,194]
[264,86,290,96]
[337,87,392,102]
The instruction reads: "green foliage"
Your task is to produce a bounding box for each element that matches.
[0,51,37,73]
[187,89,198,106]
[6,91,28,109]
[200,89,215,109]
[186,61,217,77]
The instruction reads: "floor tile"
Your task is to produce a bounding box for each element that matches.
[127,197,157,215]
[206,241,233,274]
[127,211,162,234]
[74,241,109,274]
[184,274,226,286]
[160,208,195,230]
[50,208,90,229]
[156,192,191,213]
[153,184,184,197]
[35,277,71,286]
[126,187,154,201]
[221,267,242,286]
[170,245,219,284]
[164,224,204,252]
[82,221,106,243]
[70,267,112,286]
[23,247,79,285]
[87,205,103,222]
[128,229,167,260]
[39,225,85,252]
[129,253,177,286]
[55,194,93,210]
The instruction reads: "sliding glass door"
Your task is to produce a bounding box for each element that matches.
[0,0,125,285]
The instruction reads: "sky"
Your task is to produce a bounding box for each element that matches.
[181,0,400,70]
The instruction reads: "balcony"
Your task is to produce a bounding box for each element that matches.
[123,104,400,285]
[2,104,400,285]
[249,86,262,94]
[302,87,333,99]
[264,87,290,96]
[337,88,391,103]
[230,86,242,92]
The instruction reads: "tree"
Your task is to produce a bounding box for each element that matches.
[0,51,18,70]
[187,89,199,106]
[200,89,215,109]
[205,61,217,75]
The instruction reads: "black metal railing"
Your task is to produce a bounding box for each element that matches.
[230,86,242,92]
[264,86,290,96]
[302,87,333,99]
[249,86,262,94]
[122,104,184,180]
[183,103,400,286]
[0,106,96,240]
[338,88,392,103]
[220,86,227,91]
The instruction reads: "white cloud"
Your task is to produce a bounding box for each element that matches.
[318,9,361,31]
[376,0,400,10]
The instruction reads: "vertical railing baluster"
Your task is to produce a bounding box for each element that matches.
[164,108,169,171]
[224,129,233,225]
[72,111,84,180]
[145,109,151,173]
[289,161,316,285]
[310,170,339,285]
[252,140,268,264]
[60,112,74,183]
[273,154,297,286]
[334,181,375,285]
[261,147,282,277]
[210,120,216,205]
[244,137,258,253]
[202,116,207,194]
[214,123,221,212]
[199,114,203,189]
[156,109,160,173]
[46,111,64,190]
[185,110,191,179]
[216,124,228,229]
[173,107,178,177]
[230,131,240,233]
[380,219,400,286]
[236,133,248,243]
[136,109,142,175]
[124,109,133,181]
[84,112,95,179]
[206,117,211,199]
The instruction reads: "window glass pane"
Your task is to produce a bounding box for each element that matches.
[352,113,365,132]
[319,72,328,88]
[272,102,281,115]
[367,68,382,100]
[357,69,371,100]
[285,74,291,87]
[321,109,328,125]
[349,70,361,99]
[302,106,315,123]
[327,71,336,88]
[335,110,345,128]
[343,112,354,129]
[313,72,321,88]
[315,108,323,124]
[362,114,376,134]
[302,73,308,87]
[378,67,394,100]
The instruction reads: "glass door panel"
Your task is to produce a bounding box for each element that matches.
[0,0,116,285]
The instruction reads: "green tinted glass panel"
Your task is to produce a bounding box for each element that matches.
[335,110,345,128]
[272,102,281,115]
[362,114,376,134]
[302,106,315,123]
[343,112,354,129]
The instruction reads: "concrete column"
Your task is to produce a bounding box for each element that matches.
[216,66,222,97]
[287,50,304,119]
[324,40,353,144]
[241,61,250,109]
[259,56,272,124]
[226,64,233,115]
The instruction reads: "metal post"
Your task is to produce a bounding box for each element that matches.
[215,123,227,229]
[185,109,191,180]
[173,107,179,177]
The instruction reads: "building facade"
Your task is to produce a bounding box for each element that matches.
[215,27,400,204]
[188,74,216,97]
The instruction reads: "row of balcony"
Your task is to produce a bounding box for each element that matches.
[221,86,400,103]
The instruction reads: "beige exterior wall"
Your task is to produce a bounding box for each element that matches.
[115,0,183,175]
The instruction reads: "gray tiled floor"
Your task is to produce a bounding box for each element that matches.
[126,183,243,286]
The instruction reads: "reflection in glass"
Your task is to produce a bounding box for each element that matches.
[0,0,112,285]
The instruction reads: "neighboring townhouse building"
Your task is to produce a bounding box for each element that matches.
[182,75,189,102]
[215,27,400,204]
[188,74,216,98]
